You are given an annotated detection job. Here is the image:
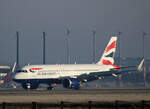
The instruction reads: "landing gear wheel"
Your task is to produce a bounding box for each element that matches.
[21,83,39,90]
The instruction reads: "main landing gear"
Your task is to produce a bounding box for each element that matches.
[47,84,54,90]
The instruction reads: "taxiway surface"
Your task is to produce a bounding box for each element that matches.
[0,89,150,103]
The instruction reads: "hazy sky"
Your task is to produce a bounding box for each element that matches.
[0,0,150,66]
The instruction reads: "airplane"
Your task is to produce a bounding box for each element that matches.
[12,36,144,90]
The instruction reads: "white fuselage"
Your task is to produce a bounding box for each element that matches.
[14,64,114,80]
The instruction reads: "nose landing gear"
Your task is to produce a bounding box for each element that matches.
[21,83,39,90]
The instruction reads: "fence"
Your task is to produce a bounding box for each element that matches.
[0,100,150,109]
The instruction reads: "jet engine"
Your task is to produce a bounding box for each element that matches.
[62,78,80,89]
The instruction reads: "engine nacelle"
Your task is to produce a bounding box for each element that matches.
[62,78,80,89]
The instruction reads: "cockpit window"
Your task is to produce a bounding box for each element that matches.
[29,69,35,73]
[16,70,28,73]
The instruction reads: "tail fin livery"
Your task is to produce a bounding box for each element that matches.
[97,36,117,65]
[3,62,17,84]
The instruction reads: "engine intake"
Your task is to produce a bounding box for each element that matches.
[62,78,80,89]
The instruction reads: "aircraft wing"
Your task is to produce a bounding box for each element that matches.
[76,59,144,82]
[76,69,134,82]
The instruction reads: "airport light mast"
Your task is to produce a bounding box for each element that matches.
[43,32,46,64]
[66,28,70,64]
[142,32,146,84]
[92,30,96,64]
[16,31,19,67]
[118,32,122,67]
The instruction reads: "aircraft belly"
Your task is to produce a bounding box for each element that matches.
[13,78,61,84]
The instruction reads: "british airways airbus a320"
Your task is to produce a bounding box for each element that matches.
[12,36,144,90]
